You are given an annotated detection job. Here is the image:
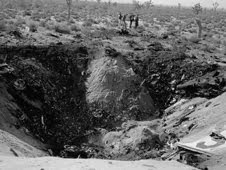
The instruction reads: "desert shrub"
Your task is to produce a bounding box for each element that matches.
[222,40,226,46]
[89,18,98,24]
[32,17,40,22]
[189,36,200,43]
[73,32,83,39]
[69,19,75,24]
[56,18,63,22]
[143,23,149,27]
[82,20,93,27]
[46,21,55,30]
[7,20,15,25]
[15,17,26,27]
[101,18,109,24]
[0,20,7,31]
[39,19,46,27]
[82,18,99,27]
[6,23,19,33]
[55,23,71,34]
[136,25,146,33]
[212,38,221,45]
[23,10,32,16]
[29,22,38,32]
[202,44,216,52]
[70,24,81,32]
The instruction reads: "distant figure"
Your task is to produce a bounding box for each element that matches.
[129,14,135,28]
[134,14,139,29]
[122,14,128,30]
[118,12,123,27]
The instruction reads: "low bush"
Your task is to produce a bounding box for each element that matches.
[45,20,57,30]
[55,23,71,34]
[0,20,7,31]
[69,19,75,24]
[70,24,81,32]
[29,21,38,32]
[189,36,201,43]
[15,17,26,27]
[82,20,93,27]
[143,23,149,27]
[23,10,32,16]
[39,19,46,27]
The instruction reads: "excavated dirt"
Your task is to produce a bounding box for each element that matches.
[86,47,156,127]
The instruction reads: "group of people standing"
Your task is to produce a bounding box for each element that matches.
[118,12,139,30]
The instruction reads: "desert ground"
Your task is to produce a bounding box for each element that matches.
[1,0,226,170]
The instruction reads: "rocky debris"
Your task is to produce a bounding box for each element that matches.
[162,143,211,169]
[91,120,165,160]
[177,69,226,98]
[0,63,14,74]
[163,92,226,137]
[13,79,26,91]
[128,43,224,110]
[59,145,89,158]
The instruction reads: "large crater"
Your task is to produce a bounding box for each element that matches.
[0,42,224,158]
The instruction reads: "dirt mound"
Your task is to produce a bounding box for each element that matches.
[100,120,163,160]
[86,48,156,126]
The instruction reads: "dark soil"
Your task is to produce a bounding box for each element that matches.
[0,44,92,150]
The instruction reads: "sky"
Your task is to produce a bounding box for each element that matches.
[103,0,226,8]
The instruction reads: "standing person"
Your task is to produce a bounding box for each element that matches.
[118,12,123,28]
[129,14,135,28]
[122,14,128,30]
[134,14,139,29]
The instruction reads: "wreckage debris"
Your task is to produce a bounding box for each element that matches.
[8,29,23,39]
[210,132,226,141]
[0,63,14,74]
[14,79,26,91]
